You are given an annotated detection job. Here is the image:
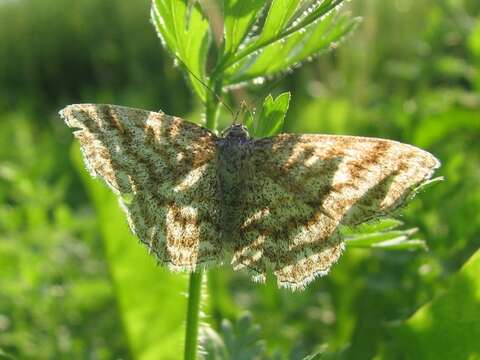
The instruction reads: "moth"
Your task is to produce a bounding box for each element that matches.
[60,104,440,290]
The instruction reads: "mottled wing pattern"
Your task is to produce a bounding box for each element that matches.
[232,134,440,290]
[60,104,223,270]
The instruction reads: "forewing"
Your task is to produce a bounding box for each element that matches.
[60,104,223,270]
[231,134,440,290]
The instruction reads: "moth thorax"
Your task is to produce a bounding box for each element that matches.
[222,124,250,140]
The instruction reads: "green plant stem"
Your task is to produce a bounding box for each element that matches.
[183,55,220,360]
[184,270,203,360]
[205,97,220,130]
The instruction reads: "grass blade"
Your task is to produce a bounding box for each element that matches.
[73,144,188,360]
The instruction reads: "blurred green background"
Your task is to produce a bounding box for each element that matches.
[0,0,479,359]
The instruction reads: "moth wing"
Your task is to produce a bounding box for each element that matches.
[60,104,223,270]
[232,134,440,290]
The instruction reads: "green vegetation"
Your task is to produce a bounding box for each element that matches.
[0,0,479,359]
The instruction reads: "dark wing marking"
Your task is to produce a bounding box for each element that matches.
[230,134,439,290]
[61,104,223,270]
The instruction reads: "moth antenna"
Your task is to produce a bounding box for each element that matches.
[175,58,235,118]
[231,100,251,125]
[232,108,239,125]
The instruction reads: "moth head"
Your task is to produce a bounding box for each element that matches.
[222,124,250,139]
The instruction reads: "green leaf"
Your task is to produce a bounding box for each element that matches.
[389,249,480,359]
[201,326,228,360]
[255,92,291,137]
[343,218,405,234]
[410,176,444,199]
[151,0,211,101]
[223,0,265,59]
[225,13,359,84]
[72,144,188,360]
[256,0,302,44]
[243,108,255,134]
[256,0,347,47]
[343,219,427,251]
[290,0,346,33]
[222,314,266,359]
[216,0,358,85]
[200,313,268,360]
